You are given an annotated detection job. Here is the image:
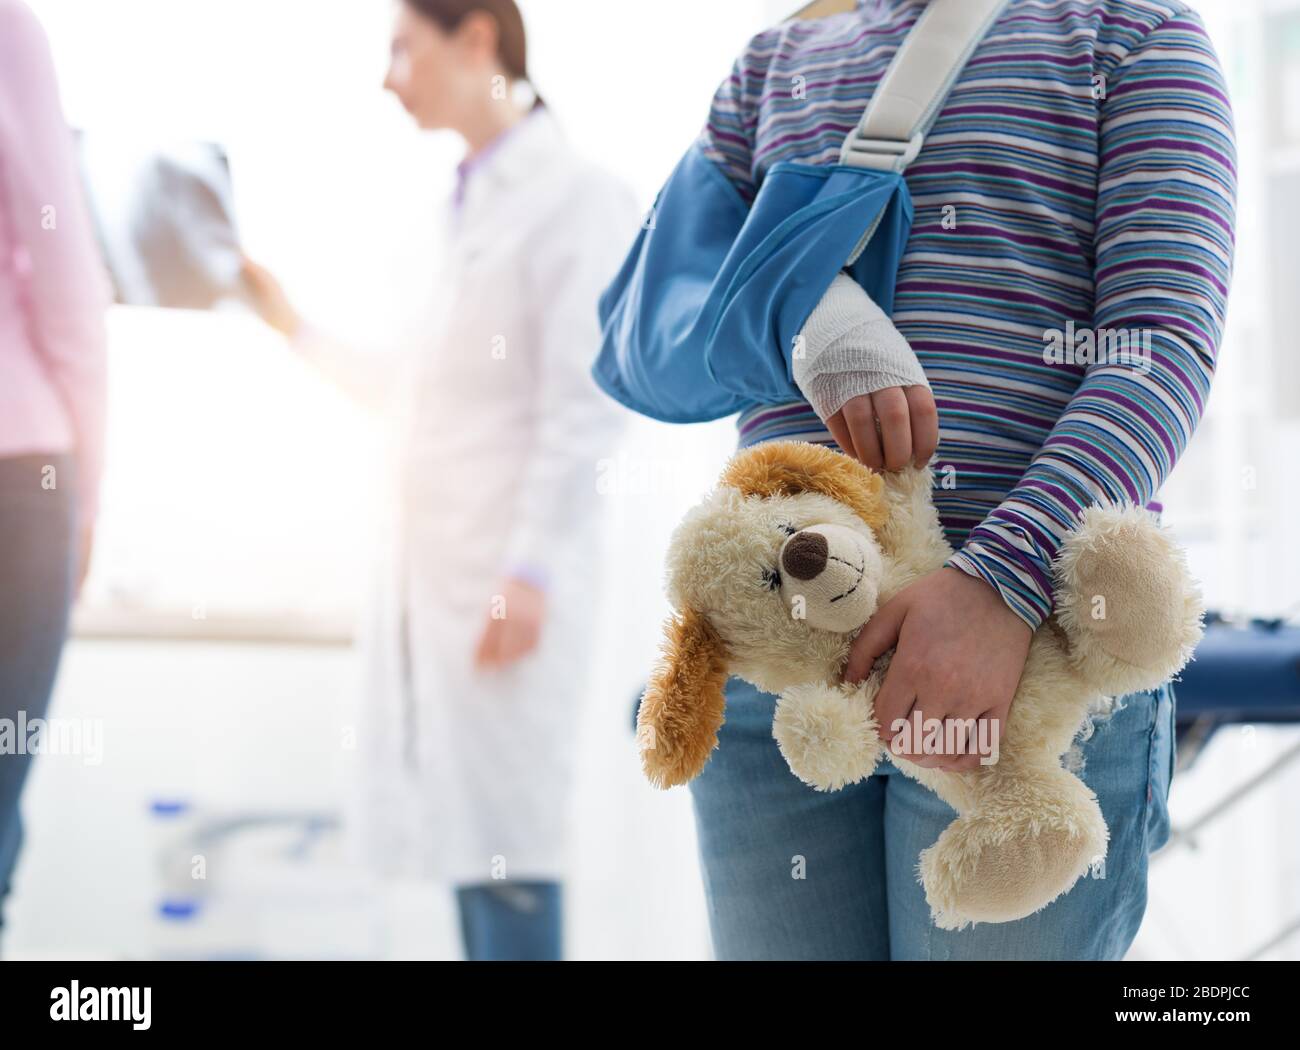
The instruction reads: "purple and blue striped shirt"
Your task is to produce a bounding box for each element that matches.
[702,0,1236,628]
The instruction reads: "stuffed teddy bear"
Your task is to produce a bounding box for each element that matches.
[637,439,1202,929]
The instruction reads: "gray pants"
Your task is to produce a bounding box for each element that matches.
[0,453,76,930]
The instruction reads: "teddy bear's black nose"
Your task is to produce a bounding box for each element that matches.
[782,530,828,581]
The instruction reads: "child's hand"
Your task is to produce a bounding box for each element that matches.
[824,385,937,471]
[794,272,935,471]
[844,565,1032,772]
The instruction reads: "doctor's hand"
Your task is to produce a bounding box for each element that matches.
[825,386,938,473]
[843,566,1032,772]
[241,255,302,337]
[473,577,547,671]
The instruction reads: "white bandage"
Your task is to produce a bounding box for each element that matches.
[792,271,928,422]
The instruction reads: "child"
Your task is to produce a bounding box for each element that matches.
[602,0,1235,961]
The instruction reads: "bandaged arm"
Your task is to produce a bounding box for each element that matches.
[792,272,928,421]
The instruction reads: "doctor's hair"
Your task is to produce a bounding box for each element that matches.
[404,0,545,110]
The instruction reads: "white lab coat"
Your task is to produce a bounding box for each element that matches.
[300,108,638,885]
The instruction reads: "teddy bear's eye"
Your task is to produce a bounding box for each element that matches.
[763,567,782,591]
[778,522,798,536]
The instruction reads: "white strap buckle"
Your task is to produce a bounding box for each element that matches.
[838,130,924,171]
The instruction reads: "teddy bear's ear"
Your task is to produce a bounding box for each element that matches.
[720,439,887,529]
[637,606,730,789]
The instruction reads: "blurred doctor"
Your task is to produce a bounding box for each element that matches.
[242,0,635,961]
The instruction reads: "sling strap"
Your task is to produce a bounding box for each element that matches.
[794,0,1009,172]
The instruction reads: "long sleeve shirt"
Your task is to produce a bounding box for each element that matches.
[0,0,111,522]
[704,0,1236,628]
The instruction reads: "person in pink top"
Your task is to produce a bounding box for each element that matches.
[0,0,110,946]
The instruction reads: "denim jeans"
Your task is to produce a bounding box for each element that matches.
[689,674,1177,960]
[454,880,563,961]
[0,454,77,931]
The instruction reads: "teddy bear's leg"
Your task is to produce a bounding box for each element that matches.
[1052,504,1203,697]
[772,679,885,791]
[916,759,1108,930]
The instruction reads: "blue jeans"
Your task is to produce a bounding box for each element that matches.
[0,454,77,931]
[689,675,1176,960]
[455,880,563,961]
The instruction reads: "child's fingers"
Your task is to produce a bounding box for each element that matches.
[841,396,885,469]
[905,385,939,466]
[825,411,855,461]
[869,388,913,471]
[844,592,905,684]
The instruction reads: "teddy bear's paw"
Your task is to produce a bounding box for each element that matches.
[772,682,883,791]
[1053,504,1204,696]
[919,811,1107,929]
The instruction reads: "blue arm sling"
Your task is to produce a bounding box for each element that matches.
[593,145,912,423]
[592,0,1008,424]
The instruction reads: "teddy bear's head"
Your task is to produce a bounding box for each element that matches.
[640,441,890,787]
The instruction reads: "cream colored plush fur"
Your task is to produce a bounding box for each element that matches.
[638,440,1203,930]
